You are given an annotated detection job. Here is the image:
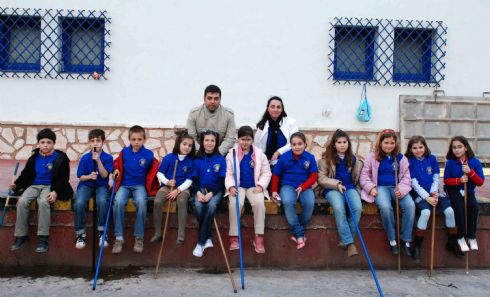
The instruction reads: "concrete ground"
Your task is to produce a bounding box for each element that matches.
[0,267,489,297]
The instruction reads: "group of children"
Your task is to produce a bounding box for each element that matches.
[8,125,485,264]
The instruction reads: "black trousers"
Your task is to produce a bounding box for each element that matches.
[446,186,479,238]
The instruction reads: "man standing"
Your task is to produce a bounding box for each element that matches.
[186,85,236,155]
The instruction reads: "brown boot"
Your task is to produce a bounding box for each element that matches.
[347,243,358,257]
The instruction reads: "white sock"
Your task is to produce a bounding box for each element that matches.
[116,236,123,241]
[406,241,410,247]
[390,240,397,246]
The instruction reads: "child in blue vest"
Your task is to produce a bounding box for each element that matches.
[73,129,114,249]
[317,129,363,257]
[112,125,159,254]
[10,128,73,253]
[444,136,485,253]
[151,131,195,245]
[192,130,226,257]
[271,132,318,250]
[405,135,458,261]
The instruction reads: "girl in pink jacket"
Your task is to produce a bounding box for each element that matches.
[225,126,272,253]
[359,129,415,256]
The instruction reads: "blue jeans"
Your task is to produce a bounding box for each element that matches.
[280,185,315,239]
[113,185,147,239]
[325,189,362,245]
[73,185,110,235]
[375,186,415,242]
[194,191,223,245]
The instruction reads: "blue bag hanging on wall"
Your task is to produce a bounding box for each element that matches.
[356,84,371,122]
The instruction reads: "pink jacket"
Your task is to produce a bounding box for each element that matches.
[225,145,272,198]
[359,151,412,203]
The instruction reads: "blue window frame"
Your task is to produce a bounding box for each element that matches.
[333,26,375,81]
[60,17,105,74]
[0,15,41,72]
[393,28,433,82]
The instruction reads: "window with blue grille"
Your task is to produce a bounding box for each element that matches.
[333,26,375,81]
[0,15,41,72]
[328,18,447,87]
[393,28,433,83]
[60,17,105,74]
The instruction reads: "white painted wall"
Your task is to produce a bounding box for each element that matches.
[1,0,489,131]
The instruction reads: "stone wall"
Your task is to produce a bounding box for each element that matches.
[0,124,378,161]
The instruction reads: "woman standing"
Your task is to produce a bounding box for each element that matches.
[255,96,298,164]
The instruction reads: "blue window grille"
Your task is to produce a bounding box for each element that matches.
[328,18,447,87]
[333,26,375,81]
[0,14,41,72]
[393,28,433,83]
[60,17,105,74]
[0,7,111,79]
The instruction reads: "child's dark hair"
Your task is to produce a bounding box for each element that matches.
[37,128,56,143]
[256,96,288,130]
[323,129,354,169]
[128,125,146,138]
[204,84,221,97]
[446,136,475,160]
[197,130,220,157]
[88,129,106,141]
[405,135,431,158]
[237,125,254,139]
[172,129,196,156]
[374,129,400,161]
[290,132,306,146]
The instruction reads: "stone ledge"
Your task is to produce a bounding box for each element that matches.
[2,193,490,216]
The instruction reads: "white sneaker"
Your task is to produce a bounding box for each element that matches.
[468,238,478,251]
[99,234,109,248]
[193,244,204,257]
[75,234,87,249]
[203,238,214,250]
[457,237,469,252]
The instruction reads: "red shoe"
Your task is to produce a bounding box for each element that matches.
[229,236,239,251]
[253,235,266,254]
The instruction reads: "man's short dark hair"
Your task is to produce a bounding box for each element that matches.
[204,84,221,97]
[37,128,56,143]
[88,129,106,141]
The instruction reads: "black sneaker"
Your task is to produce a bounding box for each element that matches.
[10,236,28,251]
[75,233,87,249]
[35,236,49,253]
[401,241,412,257]
[390,244,399,255]
[99,233,109,248]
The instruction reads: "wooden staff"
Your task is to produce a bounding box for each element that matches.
[213,217,238,293]
[429,203,436,277]
[154,160,179,278]
[207,189,237,293]
[395,159,401,273]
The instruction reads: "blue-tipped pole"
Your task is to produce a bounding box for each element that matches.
[343,192,384,297]
[0,161,20,226]
[232,149,245,290]
[92,150,98,274]
[92,175,117,290]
